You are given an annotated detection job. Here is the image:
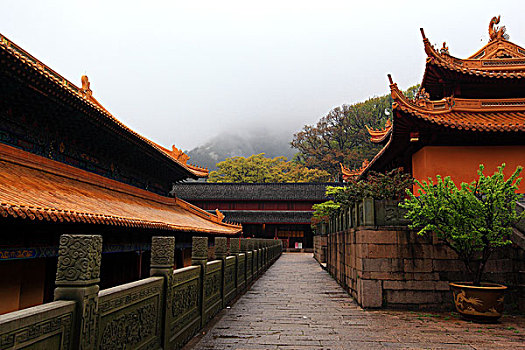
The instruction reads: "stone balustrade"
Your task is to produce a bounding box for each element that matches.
[0,235,282,350]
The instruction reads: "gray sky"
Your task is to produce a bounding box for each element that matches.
[3,1,524,150]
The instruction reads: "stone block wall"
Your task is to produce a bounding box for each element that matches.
[323,198,525,311]
[327,227,524,310]
[313,235,327,264]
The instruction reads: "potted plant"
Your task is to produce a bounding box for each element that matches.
[400,164,523,322]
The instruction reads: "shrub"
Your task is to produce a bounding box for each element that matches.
[399,164,523,285]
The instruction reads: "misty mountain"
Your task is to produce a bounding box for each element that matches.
[187,128,298,171]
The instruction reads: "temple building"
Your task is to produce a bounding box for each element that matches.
[0,33,241,314]
[343,17,525,189]
[172,183,336,250]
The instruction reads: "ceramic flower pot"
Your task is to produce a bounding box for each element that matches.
[449,282,507,322]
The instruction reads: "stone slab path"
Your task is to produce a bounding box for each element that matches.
[185,253,525,350]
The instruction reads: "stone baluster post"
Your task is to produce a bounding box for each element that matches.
[54,234,102,350]
[256,239,262,274]
[248,239,256,280]
[150,236,175,348]
[230,237,242,292]
[215,237,228,308]
[230,237,240,255]
[264,240,268,268]
[240,238,250,284]
[363,197,375,227]
[252,239,258,277]
[191,237,208,328]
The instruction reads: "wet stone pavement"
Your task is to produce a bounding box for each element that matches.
[185,253,525,350]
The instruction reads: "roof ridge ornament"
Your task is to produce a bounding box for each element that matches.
[440,42,449,55]
[413,87,430,107]
[81,75,92,97]
[489,16,509,42]
[169,145,190,164]
[215,209,225,222]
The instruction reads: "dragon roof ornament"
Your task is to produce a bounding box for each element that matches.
[489,16,509,42]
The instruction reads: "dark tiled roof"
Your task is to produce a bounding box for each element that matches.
[213,210,313,224]
[172,183,339,201]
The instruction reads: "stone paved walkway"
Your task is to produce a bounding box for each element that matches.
[185,253,525,350]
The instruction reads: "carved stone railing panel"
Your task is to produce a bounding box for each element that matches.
[202,260,222,325]
[0,237,284,350]
[97,277,164,350]
[0,300,75,350]
[224,256,237,305]
[170,265,201,349]
[374,199,410,227]
[236,253,246,292]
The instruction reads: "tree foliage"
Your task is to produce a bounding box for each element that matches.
[312,200,341,223]
[399,164,523,285]
[312,168,412,223]
[292,86,419,180]
[207,153,331,183]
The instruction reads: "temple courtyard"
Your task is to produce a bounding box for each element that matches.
[185,253,525,350]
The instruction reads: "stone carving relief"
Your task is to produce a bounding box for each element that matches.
[55,234,102,285]
[224,265,235,288]
[151,236,175,268]
[0,312,73,349]
[99,302,157,350]
[214,237,227,258]
[204,272,221,300]
[98,285,162,314]
[230,239,240,254]
[81,294,98,350]
[191,237,208,261]
[172,281,199,318]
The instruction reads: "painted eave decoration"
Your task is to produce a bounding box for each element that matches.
[0,33,209,179]
[355,16,525,179]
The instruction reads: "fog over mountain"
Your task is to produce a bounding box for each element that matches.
[187,127,297,171]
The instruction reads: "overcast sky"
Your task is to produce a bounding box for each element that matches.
[3,1,524,150]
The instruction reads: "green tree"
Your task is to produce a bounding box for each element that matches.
[399,164,523,285]
[292,85,419,180]
[207,153,330,183]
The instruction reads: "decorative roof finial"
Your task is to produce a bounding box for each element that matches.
[440,42,449,55]
[81,75,92,97]
[489,16,509,41]
[215,209,225,222]
[387,74,393,84]
[420,28,426,40]
[170,145,190,164]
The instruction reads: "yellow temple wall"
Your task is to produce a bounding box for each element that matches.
[412,145,525,193]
